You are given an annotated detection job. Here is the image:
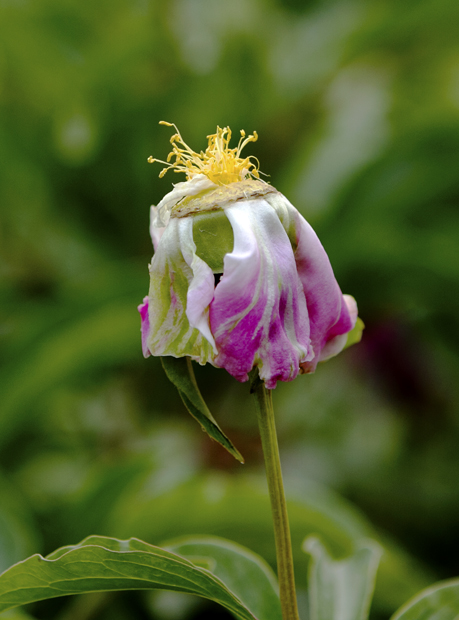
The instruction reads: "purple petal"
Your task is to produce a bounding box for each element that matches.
[289,207,356,372]
[209,199,312,389]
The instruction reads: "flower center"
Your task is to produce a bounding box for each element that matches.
[148,121,260,185]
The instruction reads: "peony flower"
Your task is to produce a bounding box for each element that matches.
[139,122,361,389]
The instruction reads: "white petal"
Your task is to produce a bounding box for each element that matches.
[178,218,217,351]
[150,205,165,251]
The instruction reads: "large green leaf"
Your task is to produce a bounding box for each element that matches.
[109,472,431,613]
[0,535,268,619]
[109,474,356,571]
[161,357,244,463]
[391,579,459,620]
[166,536,281,620]
[304,536,382,620]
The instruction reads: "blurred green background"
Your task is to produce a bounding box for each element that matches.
[1,0,459,618]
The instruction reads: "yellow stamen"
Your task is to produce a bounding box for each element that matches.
[148,121,260,185]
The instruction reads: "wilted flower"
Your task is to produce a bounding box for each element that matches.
[139,122,361,389]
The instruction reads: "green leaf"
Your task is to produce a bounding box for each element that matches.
[0,536,262,619]
[160,357,244,463]
[304,536,382,620]
[109,472,432,612]
[391,579,459,620]
[166,536,281,620]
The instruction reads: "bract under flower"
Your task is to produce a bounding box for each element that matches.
[139,124,360,388]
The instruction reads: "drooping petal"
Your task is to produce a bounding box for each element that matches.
[294,213,355,371]
[146,216,215,364]
[265,193,356,372]
[209,198,312,389]
[180,223,217,351]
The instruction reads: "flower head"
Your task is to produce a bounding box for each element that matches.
[139,123,361,389]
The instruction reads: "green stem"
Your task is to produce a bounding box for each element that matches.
[254,382,300,620]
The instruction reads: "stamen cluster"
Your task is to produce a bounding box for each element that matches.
[148,121,260,185]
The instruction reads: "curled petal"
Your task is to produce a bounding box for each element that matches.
[179,223,217,352]
[146,217,215,364]
[209,198,312,389]
[268,195,355,373]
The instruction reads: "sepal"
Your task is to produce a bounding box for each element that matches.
[161,356,244,463]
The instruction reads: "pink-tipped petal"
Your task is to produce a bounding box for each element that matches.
[265,192,356,373]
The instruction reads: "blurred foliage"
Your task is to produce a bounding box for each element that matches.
[1,0,459,618]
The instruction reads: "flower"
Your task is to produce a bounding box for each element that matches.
[139,123,361,389]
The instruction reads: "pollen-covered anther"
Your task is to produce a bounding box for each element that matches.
[148,121,260,185]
